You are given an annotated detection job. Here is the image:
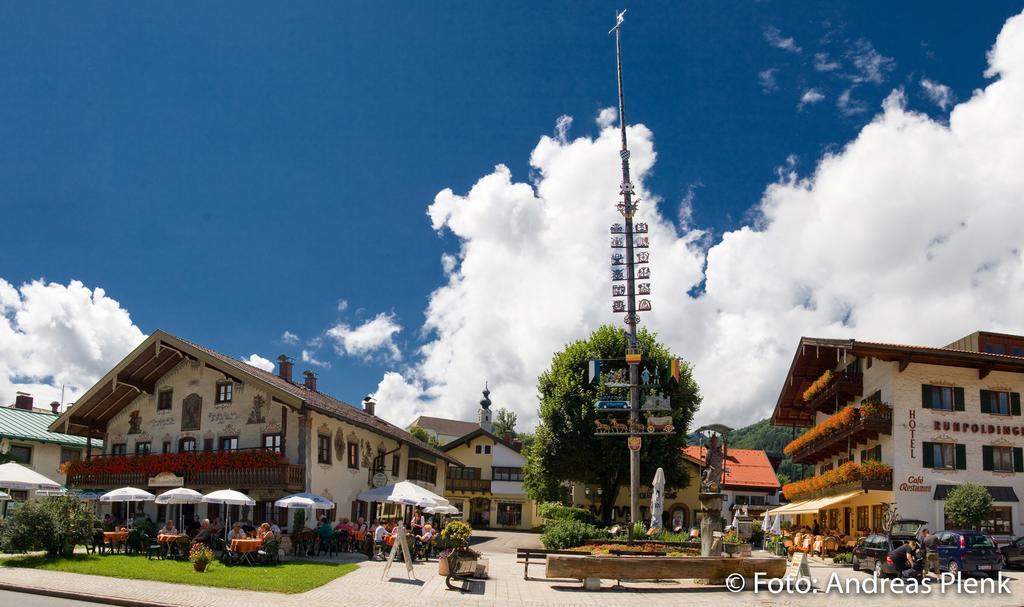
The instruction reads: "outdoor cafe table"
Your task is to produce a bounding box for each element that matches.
[231,538,262,564]
[103,530,129,553]
[158,533,186,544]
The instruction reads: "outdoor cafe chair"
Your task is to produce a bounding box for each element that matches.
[214,537,240,566]
[258,539,280,566]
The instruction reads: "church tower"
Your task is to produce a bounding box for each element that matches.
[477,383,493,432]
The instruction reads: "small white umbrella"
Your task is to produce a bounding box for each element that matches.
[761,509,770,531]
[771,514,782,535]
[101,487,156,528]
[424,504,459,515]
[274,492,335,510]
[731,509,739,530]
[650,467,666,530]
[203,489,255,540]
[156,488,204,532]
[0,462,62,491]
[36,487,69,497]
[0,490,10,501]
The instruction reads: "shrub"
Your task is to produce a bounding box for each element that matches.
[0,495,94,557]
[537,502,594,524]
[541,518,606,550]
[292,509,306,532]
[832,551,853,565]
[749,520,764,546]
[944,483,993,530]
[441,520,472,549]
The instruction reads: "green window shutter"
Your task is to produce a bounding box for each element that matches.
[921,385,932,409]
[875,444,882,461]
[1015,448,1024,473]
[980,390,992,414]
[955,443,967,470]
[922,442,934,468]
[982,445,994,471]
[1012,393,1022,416]
[860,449,867,462]
[954,387,966,411]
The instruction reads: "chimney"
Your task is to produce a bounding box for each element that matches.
[362,395,376,417]
[503,430,513,446]
[50,401,60,414]
[302,370,318,392]
[512,439,523,452]
[277,355,293,383]
[14,392,33,410]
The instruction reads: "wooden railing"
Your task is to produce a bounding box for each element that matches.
[805,371,864,412]
[447,478,491,492]
[789,408,892,465]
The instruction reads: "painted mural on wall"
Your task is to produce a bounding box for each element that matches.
[334,428,345,461]
[182,394,202,431]
[361,441,372,468]
[127,411,142,435]
[246,394,266,424]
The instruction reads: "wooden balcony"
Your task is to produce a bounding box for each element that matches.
[447,478,492,493]
[67,449,305,492]
[804,470,894,500]
[805,370,864,413]
[789,407,892,465]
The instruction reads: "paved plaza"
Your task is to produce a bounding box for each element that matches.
[1,532,1022,607]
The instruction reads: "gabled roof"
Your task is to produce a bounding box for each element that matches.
[682,445,780,490]
[47,330,461,466]
[0,406,101,449]
[441,427,521,454]
[772,335,1024,427]
[409,415,479,438]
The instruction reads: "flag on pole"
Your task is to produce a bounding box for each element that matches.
[588,360,601,384]
[670,359,680,382]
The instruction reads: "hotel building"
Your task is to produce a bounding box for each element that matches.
[770,331,1024,540]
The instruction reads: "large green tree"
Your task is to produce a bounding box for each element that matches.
[493,408,518,438]
[944,483,993,530]
[524,325,701,524]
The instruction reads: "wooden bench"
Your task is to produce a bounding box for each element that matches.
[444,553,479,592]
[516,548,582,580]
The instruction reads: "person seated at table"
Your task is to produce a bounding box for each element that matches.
[372,519,388,559]
[356,517,367,533]
[257,522,274,543]
[269,520,281,535]
[211,517,224,535]
[193,519,214,547]
[101,514,115,532]
[315,516,334,547]
[227,521,247,542]
[158,519,178,536]
[186,515,200,536]
[414,523,435,557]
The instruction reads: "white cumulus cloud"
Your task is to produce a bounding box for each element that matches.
[0,279,145,407]
[799,89,826,110]
[759,68,779,93]
[281,331,300,345]
[301,349,331,368]
[920,78,954,110]
[373,11,1024,432]
[242,354,276,372]
[763,26,802,53]
[596,107,618,129]
[327,313,403,361]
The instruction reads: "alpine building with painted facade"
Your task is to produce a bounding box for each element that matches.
[771,331,1024,540]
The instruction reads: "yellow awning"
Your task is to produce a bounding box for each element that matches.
[768,491,863,516]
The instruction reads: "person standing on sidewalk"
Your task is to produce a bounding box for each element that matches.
[922,528,939,575]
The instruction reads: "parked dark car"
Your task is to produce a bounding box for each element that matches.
[999,536,1024,568]
[852,519,926,577]
[936,531,1002,576]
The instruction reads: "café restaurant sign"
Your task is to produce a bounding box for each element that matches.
[898,475,932,493]
[148,471,185,488]
[932,420,1024,436]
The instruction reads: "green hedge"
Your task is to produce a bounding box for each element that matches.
[537,502,595,525]
[541,518,607,550]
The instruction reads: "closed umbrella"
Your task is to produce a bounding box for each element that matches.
[0,462,62,492]
[731,509,739,530]
[156,488,204,532]
[650,467,665,530]
[761,510,771,548]
[203,489,255,540]
[771,514,782,535]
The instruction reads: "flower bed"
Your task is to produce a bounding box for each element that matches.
[783,402,891,456]
[569,542,700,557]
[67,449,287,477]
[782,460,892,501]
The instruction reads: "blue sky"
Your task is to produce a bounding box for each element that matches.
[3,2,1024,427]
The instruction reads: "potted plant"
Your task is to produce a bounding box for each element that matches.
[189,542,215,572]
[438,520,476,576]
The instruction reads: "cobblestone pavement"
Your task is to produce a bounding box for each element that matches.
[1,549,1023,606]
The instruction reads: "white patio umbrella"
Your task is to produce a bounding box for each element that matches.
[36,487,69,497]
[203,489,255,539]
[156,488,204,532]
[357,481,449,509]
[274,492,335,510]
[100,487,156,527]
[0,490,10,501]
[650,467,666,530]
[0,462,62,491]
[731,509,739,530]
[424,504,459,515]
[761,510,771,548]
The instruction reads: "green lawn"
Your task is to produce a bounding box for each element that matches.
[2,554,357,594]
